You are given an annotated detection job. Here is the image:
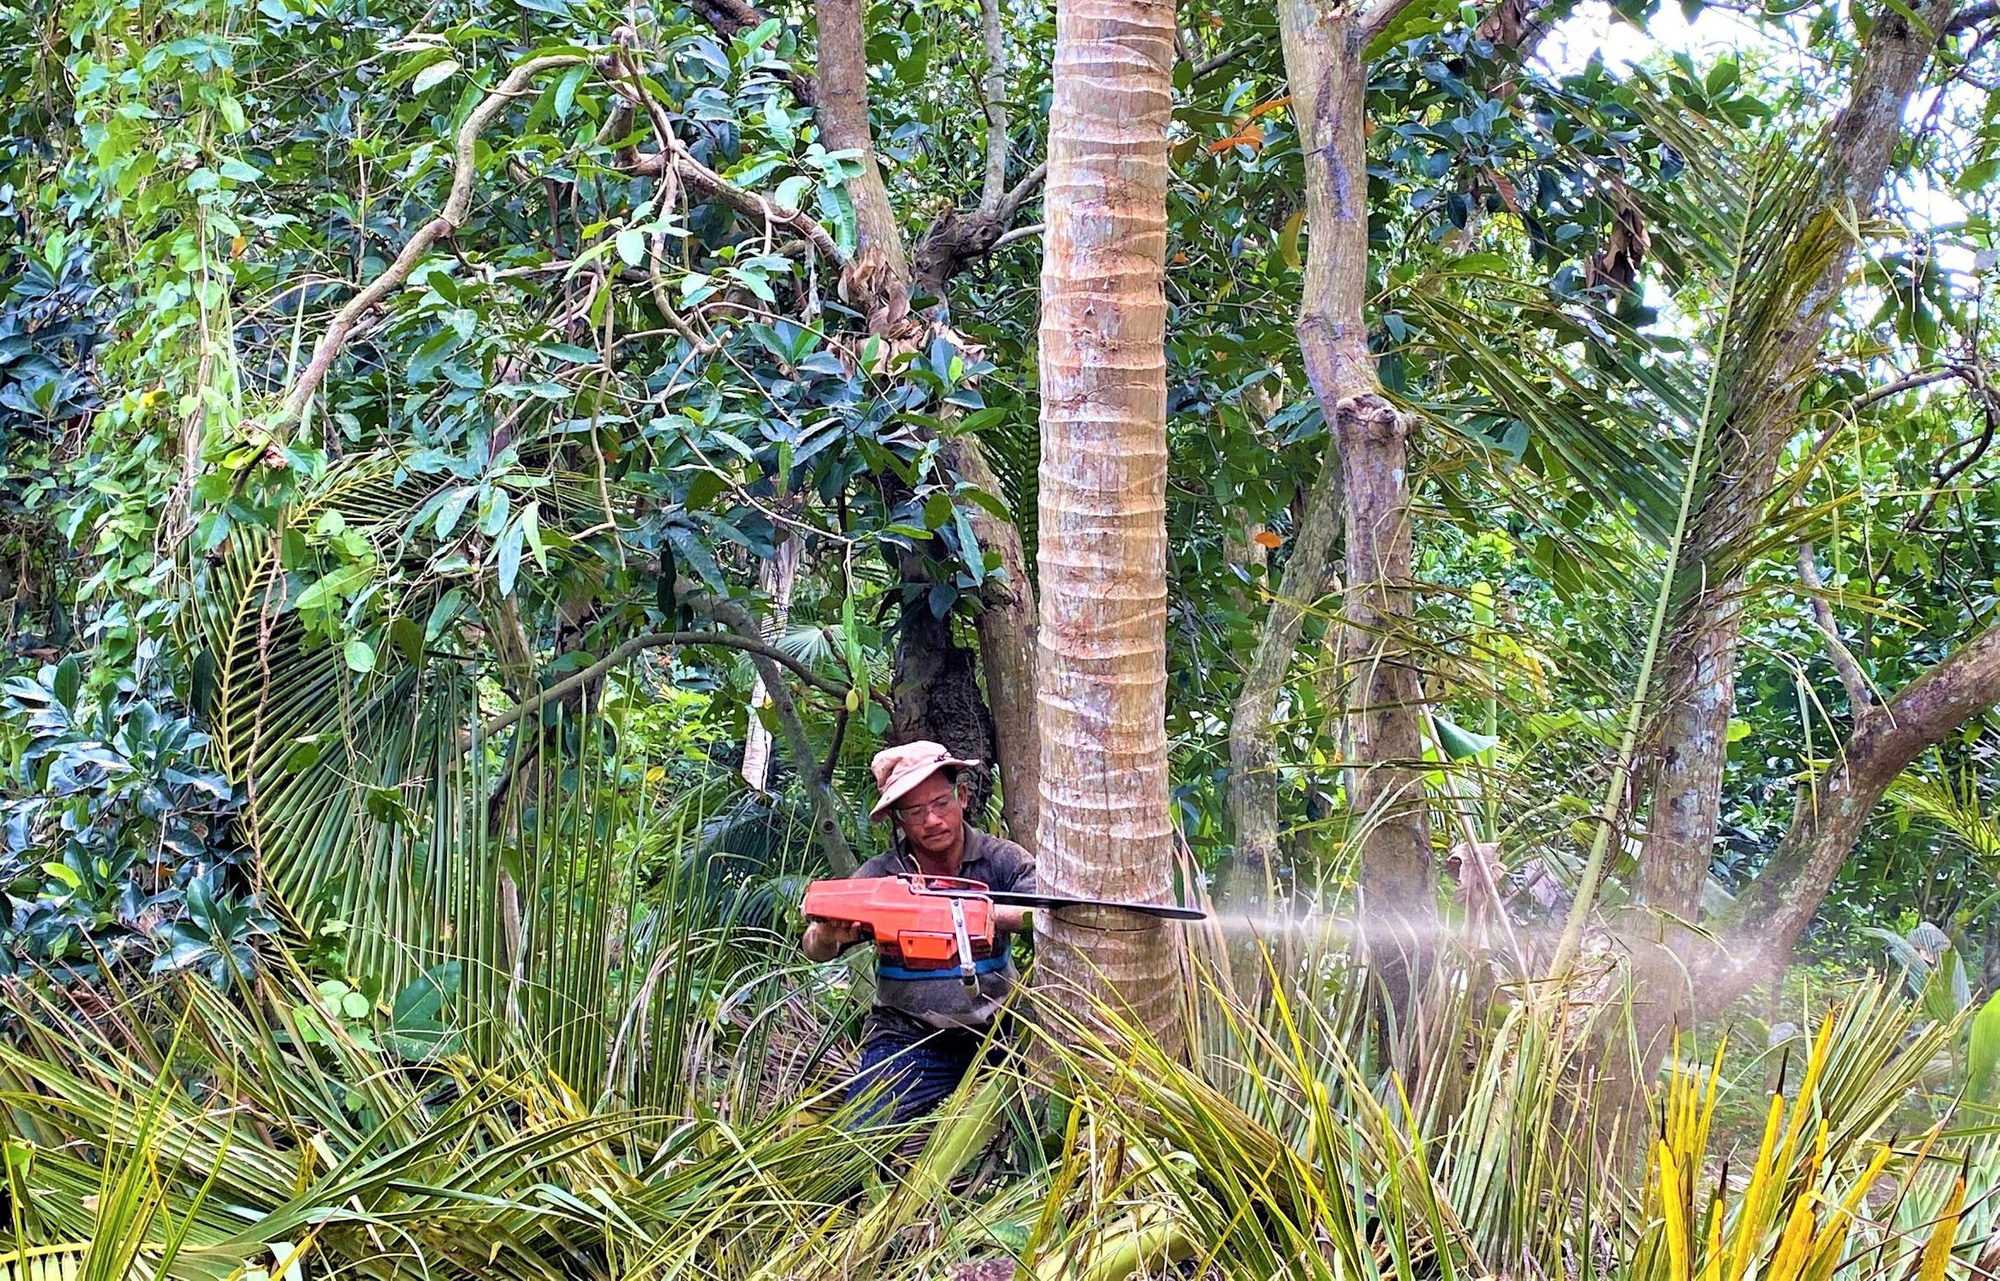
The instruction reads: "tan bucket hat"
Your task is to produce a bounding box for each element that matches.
[868,740,981,821]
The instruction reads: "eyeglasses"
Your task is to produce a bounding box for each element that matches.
[893,792,962,822]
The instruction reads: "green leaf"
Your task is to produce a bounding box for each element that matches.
[434,486,476,539]
[52,655,80,708]
[497,517,527,596]
[294,562,373,615]
[615,228,646,267]
[522,500,547,570]
[1971,991,2000,1103]
[1433,714,1499,760]
[553,62,588,119]
[343,639,377,673]
[410,58,460,95]
[218,157,263,182]
[775,174,813,213]
[954,505,984,585]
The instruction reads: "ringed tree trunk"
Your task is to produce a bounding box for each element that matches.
[1276,0,1435,988]
[1627,0,1961,1034]
[1033,0,1184,1052]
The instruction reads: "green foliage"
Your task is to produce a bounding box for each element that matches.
[0,654,253,980]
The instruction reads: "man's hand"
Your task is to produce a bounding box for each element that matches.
[803,916,867,962]
[994,906,1031,933]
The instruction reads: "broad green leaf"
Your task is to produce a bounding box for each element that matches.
[553,62,588,119]
[1434,714,1499,760]
[1970,991,2000,1102]
[615,228,646,267]
[497,517,527,596]
[410,57,460,95]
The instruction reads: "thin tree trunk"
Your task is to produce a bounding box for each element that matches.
[813,0,1045,830]
[1631,0,1959,966]
[1033,0,1184,1052]
[742,535,802,792]
[1277,0,1434,989]
[816,0,911,330]
[951,435,1042,847]
[1226,441,1341,890]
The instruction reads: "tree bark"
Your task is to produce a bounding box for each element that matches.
[1226,441,1341,890]
[888,584,1000,821]
[1679,624,2000,1012]
[814,0,1045,831]
[950,435,1042,848]
[816,0,912,331]
[1033,0,1185,1053]
[1633,0,1960,931]
[1277,0,1435,978]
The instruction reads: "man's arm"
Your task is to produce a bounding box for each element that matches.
[994,906,1031,933]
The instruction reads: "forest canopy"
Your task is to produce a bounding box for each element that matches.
[3,0,2000,1270]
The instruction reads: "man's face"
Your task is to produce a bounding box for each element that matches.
[891,770,965,859]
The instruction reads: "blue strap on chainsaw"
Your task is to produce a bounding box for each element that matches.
[877,955,1011,982]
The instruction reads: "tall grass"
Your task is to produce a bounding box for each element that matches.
[1,930,1994,1280]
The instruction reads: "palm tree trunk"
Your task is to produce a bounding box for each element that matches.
[1033,0,1184,1052]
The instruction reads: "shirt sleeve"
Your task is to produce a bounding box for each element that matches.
[995,840,1037,895]
[852,853,892,879]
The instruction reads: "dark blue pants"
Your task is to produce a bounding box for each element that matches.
[844,1023,990,1127]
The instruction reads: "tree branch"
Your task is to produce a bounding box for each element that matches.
[697,593,856,873]
[999,162,1047,219]
[1705,621,2000,1007]
[1187,41,1252,81]
[474,597,859,873]
[990,222,1043,251]
[1797,544,1873,711]
[976,0,1011,218]
[613,52,846,265]
[269,55,587,438]
[1945,1,2000,33]
[478,628,849,740]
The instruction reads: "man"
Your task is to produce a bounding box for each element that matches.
[802,740,1035,1126]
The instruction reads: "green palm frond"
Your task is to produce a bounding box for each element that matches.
[1890,757,2000,866]
[180,456,503,1010]
[1548,89,1858,967]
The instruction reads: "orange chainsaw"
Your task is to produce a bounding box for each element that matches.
[802,873,1205,990]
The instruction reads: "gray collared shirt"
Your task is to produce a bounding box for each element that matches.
[851,827,1037,1034]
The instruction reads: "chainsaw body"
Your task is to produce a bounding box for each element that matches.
[801,874,998,989]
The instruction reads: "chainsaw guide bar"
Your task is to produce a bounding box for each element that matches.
[963,890,1207,921]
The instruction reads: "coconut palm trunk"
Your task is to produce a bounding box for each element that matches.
[1032,0,1185,1051]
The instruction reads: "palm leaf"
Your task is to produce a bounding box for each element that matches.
[1547,87,1858,969]
[179,456,502,1010]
